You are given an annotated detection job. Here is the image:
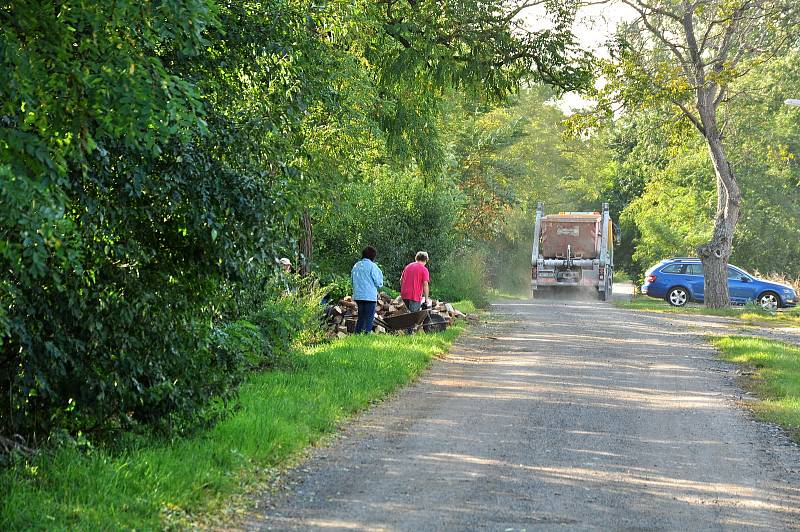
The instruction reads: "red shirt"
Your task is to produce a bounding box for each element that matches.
[400,262,430,301]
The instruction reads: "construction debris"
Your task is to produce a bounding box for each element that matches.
[324,292,468,335]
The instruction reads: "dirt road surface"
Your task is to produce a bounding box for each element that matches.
[245,293,800,531]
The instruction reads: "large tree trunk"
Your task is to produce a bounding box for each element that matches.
[696,104,741,308]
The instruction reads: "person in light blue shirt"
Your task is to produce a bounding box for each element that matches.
[351,246,384,334]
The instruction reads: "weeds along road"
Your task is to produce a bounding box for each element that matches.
[245,291,800,531]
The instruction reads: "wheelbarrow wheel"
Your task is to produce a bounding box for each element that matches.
[422,313,448,333]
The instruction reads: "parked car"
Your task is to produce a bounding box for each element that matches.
[641,258,797,310]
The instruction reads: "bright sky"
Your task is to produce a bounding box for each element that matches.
[521,3,638,112]
[573,4,638,51]
[565,4,638,111]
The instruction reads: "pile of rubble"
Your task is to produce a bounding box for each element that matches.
[325,292,467,336]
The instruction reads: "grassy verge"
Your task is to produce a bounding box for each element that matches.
[487,288,529,300]
[711,336,800,439]
[615,298,800,327]
[1,325,465,530]
[452,299,478,314]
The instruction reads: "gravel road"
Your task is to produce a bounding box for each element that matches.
[244,294,800,531]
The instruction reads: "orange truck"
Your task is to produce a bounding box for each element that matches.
[531,202,614,300]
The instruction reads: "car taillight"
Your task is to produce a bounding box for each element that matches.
[646,274,657,283]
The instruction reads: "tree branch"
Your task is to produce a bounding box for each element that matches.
[622,0,695,83]
[681,0,704,86]
[673,99,706,135]
[618,0,683,21]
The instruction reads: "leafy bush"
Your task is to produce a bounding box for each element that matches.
[213,321,267,370]
[244,276,328,362]
[0,3,324,440]
[314,168,464,284]
[482,209,535,297]
[318,273,353,303]
[435,250,490,308]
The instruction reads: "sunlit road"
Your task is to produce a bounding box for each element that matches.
[246,295,800,530]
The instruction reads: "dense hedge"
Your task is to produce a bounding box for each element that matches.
[314,170,464,286]
[0,3,315,439]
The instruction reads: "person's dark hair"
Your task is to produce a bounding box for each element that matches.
[415,251,429,262]
[362,246,377,261]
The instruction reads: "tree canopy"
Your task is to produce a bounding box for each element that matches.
[0,0,591,440]
[577,0,800,306]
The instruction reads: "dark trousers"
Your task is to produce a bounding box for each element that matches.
[355,300,377,334]
[403,299,422,312]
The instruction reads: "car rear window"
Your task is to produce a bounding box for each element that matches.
[645,260,670,275]
[685,264,703,275]
[660,264,685,274]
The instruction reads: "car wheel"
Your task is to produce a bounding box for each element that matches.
[667,287,688,307]
[757,291,779,311]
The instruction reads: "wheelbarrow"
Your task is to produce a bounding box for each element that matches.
[375,309,449,334]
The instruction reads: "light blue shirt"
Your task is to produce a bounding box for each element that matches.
[351,258,384,301]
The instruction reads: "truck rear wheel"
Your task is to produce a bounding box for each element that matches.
[598,278,612,301]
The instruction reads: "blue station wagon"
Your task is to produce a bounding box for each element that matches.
[641,258,797,310]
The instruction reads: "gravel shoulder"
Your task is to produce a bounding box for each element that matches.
[623,304,800,347]
[243,296,800,531]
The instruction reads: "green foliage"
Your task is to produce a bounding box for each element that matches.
[318,273,354,304]
[436,88,613,296]
[435,250,490,308]
[0,0,318,439]
[593,109,677,278]
[444,87,610,242]
[723,53,800,277]
[483,209,535,297]
[213,321,267,371]
[598,50,800,280]
[1,0,594,443]
[0,327,463,530]
[571,4,800,289]
[248,289,328,361]
[622,152,714,271]
[315,167,463,284]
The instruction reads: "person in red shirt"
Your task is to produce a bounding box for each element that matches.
[400,251,430,313]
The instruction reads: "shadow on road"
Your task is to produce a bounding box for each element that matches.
[245,289,800,531]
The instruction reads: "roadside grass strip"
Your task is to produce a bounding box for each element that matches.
[711,336,800,438]
[451,299,478,313]
[487,289,529,301]
[616,298,800,327]
[1,325,463,530]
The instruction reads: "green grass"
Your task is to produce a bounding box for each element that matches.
[487,288,529,300]
[711,336,800,438]
[615,297,800,326]
[451,299,478,314]
[1,326,464,530]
